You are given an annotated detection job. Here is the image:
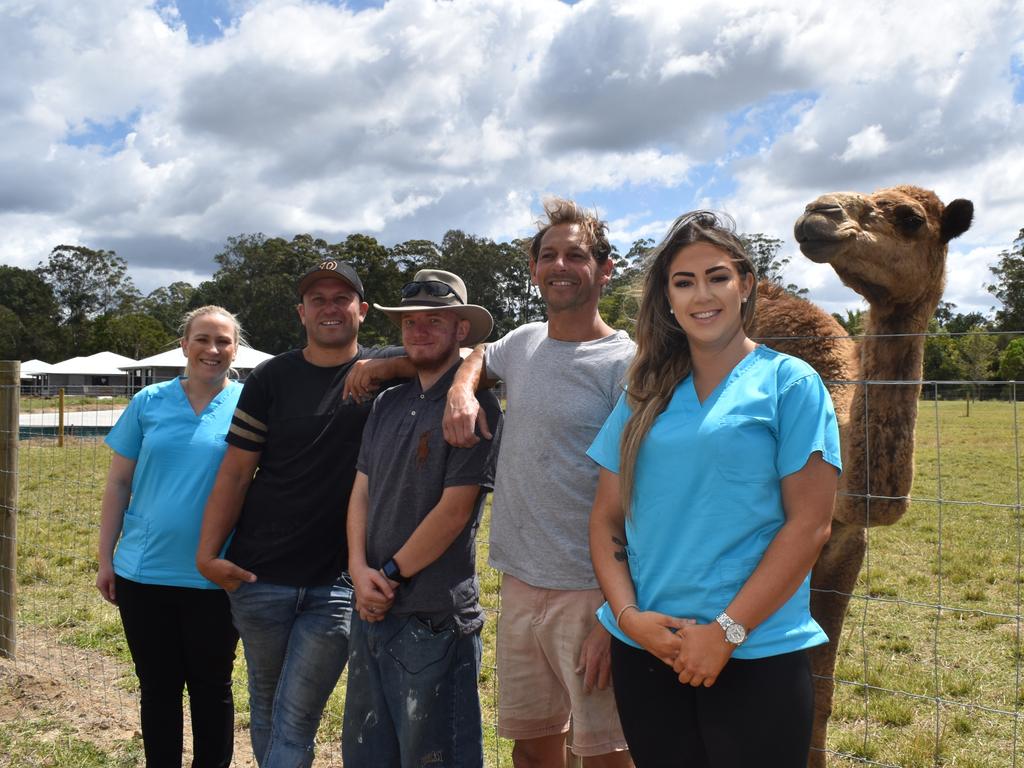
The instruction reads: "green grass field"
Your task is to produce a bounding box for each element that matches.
[20,394,132,414]
[826,398,1023,767]
[3,399,1022,767]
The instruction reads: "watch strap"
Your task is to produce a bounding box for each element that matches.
[715,612,747,646]
[380,557,409,585]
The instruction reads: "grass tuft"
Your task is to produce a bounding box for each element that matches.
[7,399,1024,767]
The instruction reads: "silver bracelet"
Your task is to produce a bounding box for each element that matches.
[615,603,639,625]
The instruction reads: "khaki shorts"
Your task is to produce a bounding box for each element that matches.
[496,574,628,757]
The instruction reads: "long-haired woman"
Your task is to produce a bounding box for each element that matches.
[588,212,841,767]
[96,306,244,767]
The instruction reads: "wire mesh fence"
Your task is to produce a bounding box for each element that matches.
[820,378,1021,767]
[0,371,1021,767]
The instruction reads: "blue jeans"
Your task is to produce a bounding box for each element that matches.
[342,612,483,768]
[228,576,353,768]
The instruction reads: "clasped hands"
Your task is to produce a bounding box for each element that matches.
[351,564,399,622]
[620,609,735,688]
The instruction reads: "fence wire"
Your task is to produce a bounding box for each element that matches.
[0,373,1022,767]
[819,378,1022,767]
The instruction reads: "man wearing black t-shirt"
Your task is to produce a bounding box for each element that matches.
[197,260,409,768]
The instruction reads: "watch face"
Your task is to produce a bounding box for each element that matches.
[726,623,746,645]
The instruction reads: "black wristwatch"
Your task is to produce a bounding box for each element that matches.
[380,557,410,585]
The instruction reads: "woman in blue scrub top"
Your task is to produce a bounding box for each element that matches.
[96,306,244,768]
[588,212,841,767]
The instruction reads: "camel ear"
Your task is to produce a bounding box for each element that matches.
[940,199,973,243]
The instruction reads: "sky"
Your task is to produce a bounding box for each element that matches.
[2,0,1023,317]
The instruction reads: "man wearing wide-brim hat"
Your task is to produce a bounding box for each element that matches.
[343,268,502,767]
[373,268,494,348]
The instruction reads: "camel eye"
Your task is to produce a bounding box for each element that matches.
[894,207,925,232]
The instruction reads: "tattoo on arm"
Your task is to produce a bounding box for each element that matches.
[612,535,628,563]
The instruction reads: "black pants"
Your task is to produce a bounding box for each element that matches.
[610,638,814,768]
[116,576,239,768]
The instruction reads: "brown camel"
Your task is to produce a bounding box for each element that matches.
[752,185,974,767]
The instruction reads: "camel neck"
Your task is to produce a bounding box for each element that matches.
[859,308,930,383]
[841,305,929,528]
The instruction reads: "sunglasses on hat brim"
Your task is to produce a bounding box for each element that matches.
[400,280,464,303]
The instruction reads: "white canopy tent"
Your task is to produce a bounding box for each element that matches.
[45,352,139,395]
[124,344,273,387]
[18,358,55,392]
[48,351,138,376]
[20,359,55,376]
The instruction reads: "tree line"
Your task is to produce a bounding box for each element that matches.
[1,227,1022,389]
[0,231,546,361]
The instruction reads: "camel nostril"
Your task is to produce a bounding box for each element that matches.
[805,203,844,215]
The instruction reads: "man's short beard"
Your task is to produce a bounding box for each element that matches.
[409,342,460,373]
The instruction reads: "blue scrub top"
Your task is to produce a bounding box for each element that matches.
[105,378,242,589]
[587,345,841,659]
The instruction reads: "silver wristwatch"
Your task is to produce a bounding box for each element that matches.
[715,612,747,646]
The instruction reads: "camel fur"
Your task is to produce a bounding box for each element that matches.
[751,185,973,767]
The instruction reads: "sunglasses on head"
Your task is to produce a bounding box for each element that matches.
[401,281,463,303]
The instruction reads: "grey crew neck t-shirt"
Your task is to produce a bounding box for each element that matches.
[485,322,634,590]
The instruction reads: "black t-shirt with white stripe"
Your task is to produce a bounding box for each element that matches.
[226,346,402,587]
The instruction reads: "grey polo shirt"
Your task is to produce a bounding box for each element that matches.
[356,360,502,635]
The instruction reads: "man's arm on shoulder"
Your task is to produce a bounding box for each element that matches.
[343,355,416,402]
[196,445,259,591]
[443,344,499,447]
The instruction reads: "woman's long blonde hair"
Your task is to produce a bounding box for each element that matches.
[618,211,758,514]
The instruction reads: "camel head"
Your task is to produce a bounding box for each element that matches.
[793,185,973,324]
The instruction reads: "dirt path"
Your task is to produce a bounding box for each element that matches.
[0,626,347,766]
[0,626,145,755]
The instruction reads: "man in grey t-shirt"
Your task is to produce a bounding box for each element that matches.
[445,200,634,768]
[344,269,501,767]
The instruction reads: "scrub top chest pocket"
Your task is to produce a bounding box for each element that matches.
[714,414,777,484]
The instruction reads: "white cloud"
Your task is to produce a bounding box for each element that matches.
[0,0,1020,321]
[838,125,889,163]
[947,245,1002,316]
[608,212,677,249]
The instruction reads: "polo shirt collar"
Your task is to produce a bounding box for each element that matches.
[411,358,462,402]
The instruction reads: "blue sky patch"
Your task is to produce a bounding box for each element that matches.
[167,0,235,43]
[572,93,818,248]
[64,109,141,154]
[337,0,389,9]
[169,0,395,43]
[725,90,817,158]
[1011,53,1024,103]
[574,162,724,246]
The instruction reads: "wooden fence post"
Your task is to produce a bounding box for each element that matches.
[0,361,19,660]
[58,387,65,448]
